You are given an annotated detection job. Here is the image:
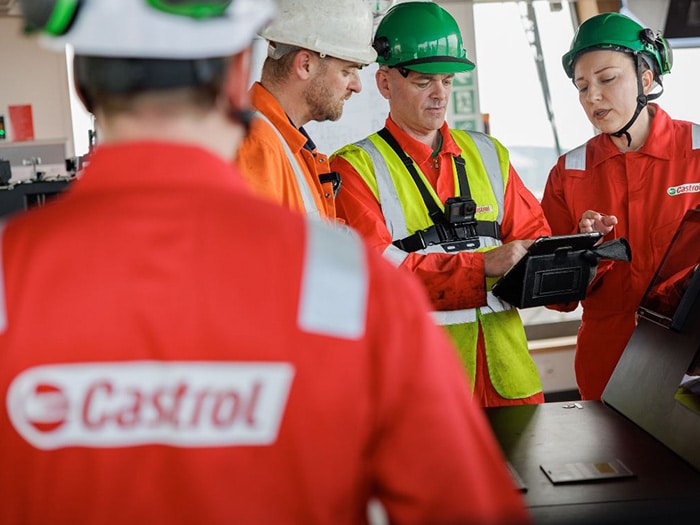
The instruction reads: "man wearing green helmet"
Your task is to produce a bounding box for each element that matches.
[331,1,551,407]
[542,12,700,400]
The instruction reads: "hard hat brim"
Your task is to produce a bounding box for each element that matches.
[400,58,475,75]
[41,0,274,59]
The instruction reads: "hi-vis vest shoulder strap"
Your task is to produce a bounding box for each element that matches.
[0,219,368,340]
[347,129,512,325]
[565,123,700,170]
[253,112,322,220]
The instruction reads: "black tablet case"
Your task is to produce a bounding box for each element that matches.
[491,233,631,309]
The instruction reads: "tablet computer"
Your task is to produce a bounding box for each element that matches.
[527,231,604,256]
[491,232,603,308]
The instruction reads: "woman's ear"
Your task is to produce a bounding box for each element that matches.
[641,67,655,95]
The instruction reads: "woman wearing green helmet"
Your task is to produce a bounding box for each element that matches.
[541,12,700,400]
[561,11,672,148]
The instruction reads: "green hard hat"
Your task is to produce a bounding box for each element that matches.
[373,1,474,74]
[562,12,672,79]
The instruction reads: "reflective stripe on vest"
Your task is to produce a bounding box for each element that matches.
[432,291,512,325]
[383,243,409,267]
[693,123,700,150]
[297,219,368,339]
[469,132,506,214]
[354,130,506,245]
[353,130,511,325]
[253,112,322,220]
[0,221,6,333]
[354,137,411,240]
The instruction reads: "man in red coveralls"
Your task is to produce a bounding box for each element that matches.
[0,1,529,524]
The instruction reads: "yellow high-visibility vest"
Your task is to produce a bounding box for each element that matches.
[333,129,542,399]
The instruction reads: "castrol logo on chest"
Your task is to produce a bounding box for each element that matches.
[7,362,294,450]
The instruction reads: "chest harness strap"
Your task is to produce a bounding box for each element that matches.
[377,128,500,253]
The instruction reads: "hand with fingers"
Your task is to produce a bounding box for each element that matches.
[579,210,618,239]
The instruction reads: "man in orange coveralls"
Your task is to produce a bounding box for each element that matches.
[331,2,551,407]
[0,1,530,524]
[542,13,700,400]
[235,0,376,220]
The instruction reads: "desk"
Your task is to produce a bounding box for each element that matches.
[0,179,72,217]
[486,401,700,524]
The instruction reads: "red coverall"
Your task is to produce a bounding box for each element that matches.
[542,104,700,400]
[0,142,530,525]
[331,117,551,407]
[236,82,337,219]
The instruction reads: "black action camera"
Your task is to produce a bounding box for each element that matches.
[444,196,477,225]
[393,196,486,253]
[444,196,479,246]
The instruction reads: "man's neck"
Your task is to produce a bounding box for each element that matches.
[97,108,242,162]
[401,127,440,150]
[260,80,309,128]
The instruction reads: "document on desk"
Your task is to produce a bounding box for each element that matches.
[540,459,635,484]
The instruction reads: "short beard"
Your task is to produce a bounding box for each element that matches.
[304,65,344,122]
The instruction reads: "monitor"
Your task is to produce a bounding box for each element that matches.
[637,207,700,332]
[603,207,700,471]
[676,345,700,417]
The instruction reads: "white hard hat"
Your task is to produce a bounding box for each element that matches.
[25,0,274,59]
[260,0,377,65]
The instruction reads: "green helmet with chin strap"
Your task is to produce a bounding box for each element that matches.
[373,1,474,74]
[562,12,672,79]
[563,12,673,147]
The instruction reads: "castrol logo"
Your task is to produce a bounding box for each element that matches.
[668,182,700,196]
[23,382,70,433]
[7,362,294,450]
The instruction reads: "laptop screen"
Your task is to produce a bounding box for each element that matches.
[637,208,700,332]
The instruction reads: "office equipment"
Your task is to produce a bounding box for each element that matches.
[637,208,700,331]
[487,212,700,524]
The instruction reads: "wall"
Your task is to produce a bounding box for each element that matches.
[0,16,74,154]
[1,1,481,160]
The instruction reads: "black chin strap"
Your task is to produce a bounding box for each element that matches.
[610,54,663,147]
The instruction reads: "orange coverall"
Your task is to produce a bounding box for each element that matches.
[236,82,337,219]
